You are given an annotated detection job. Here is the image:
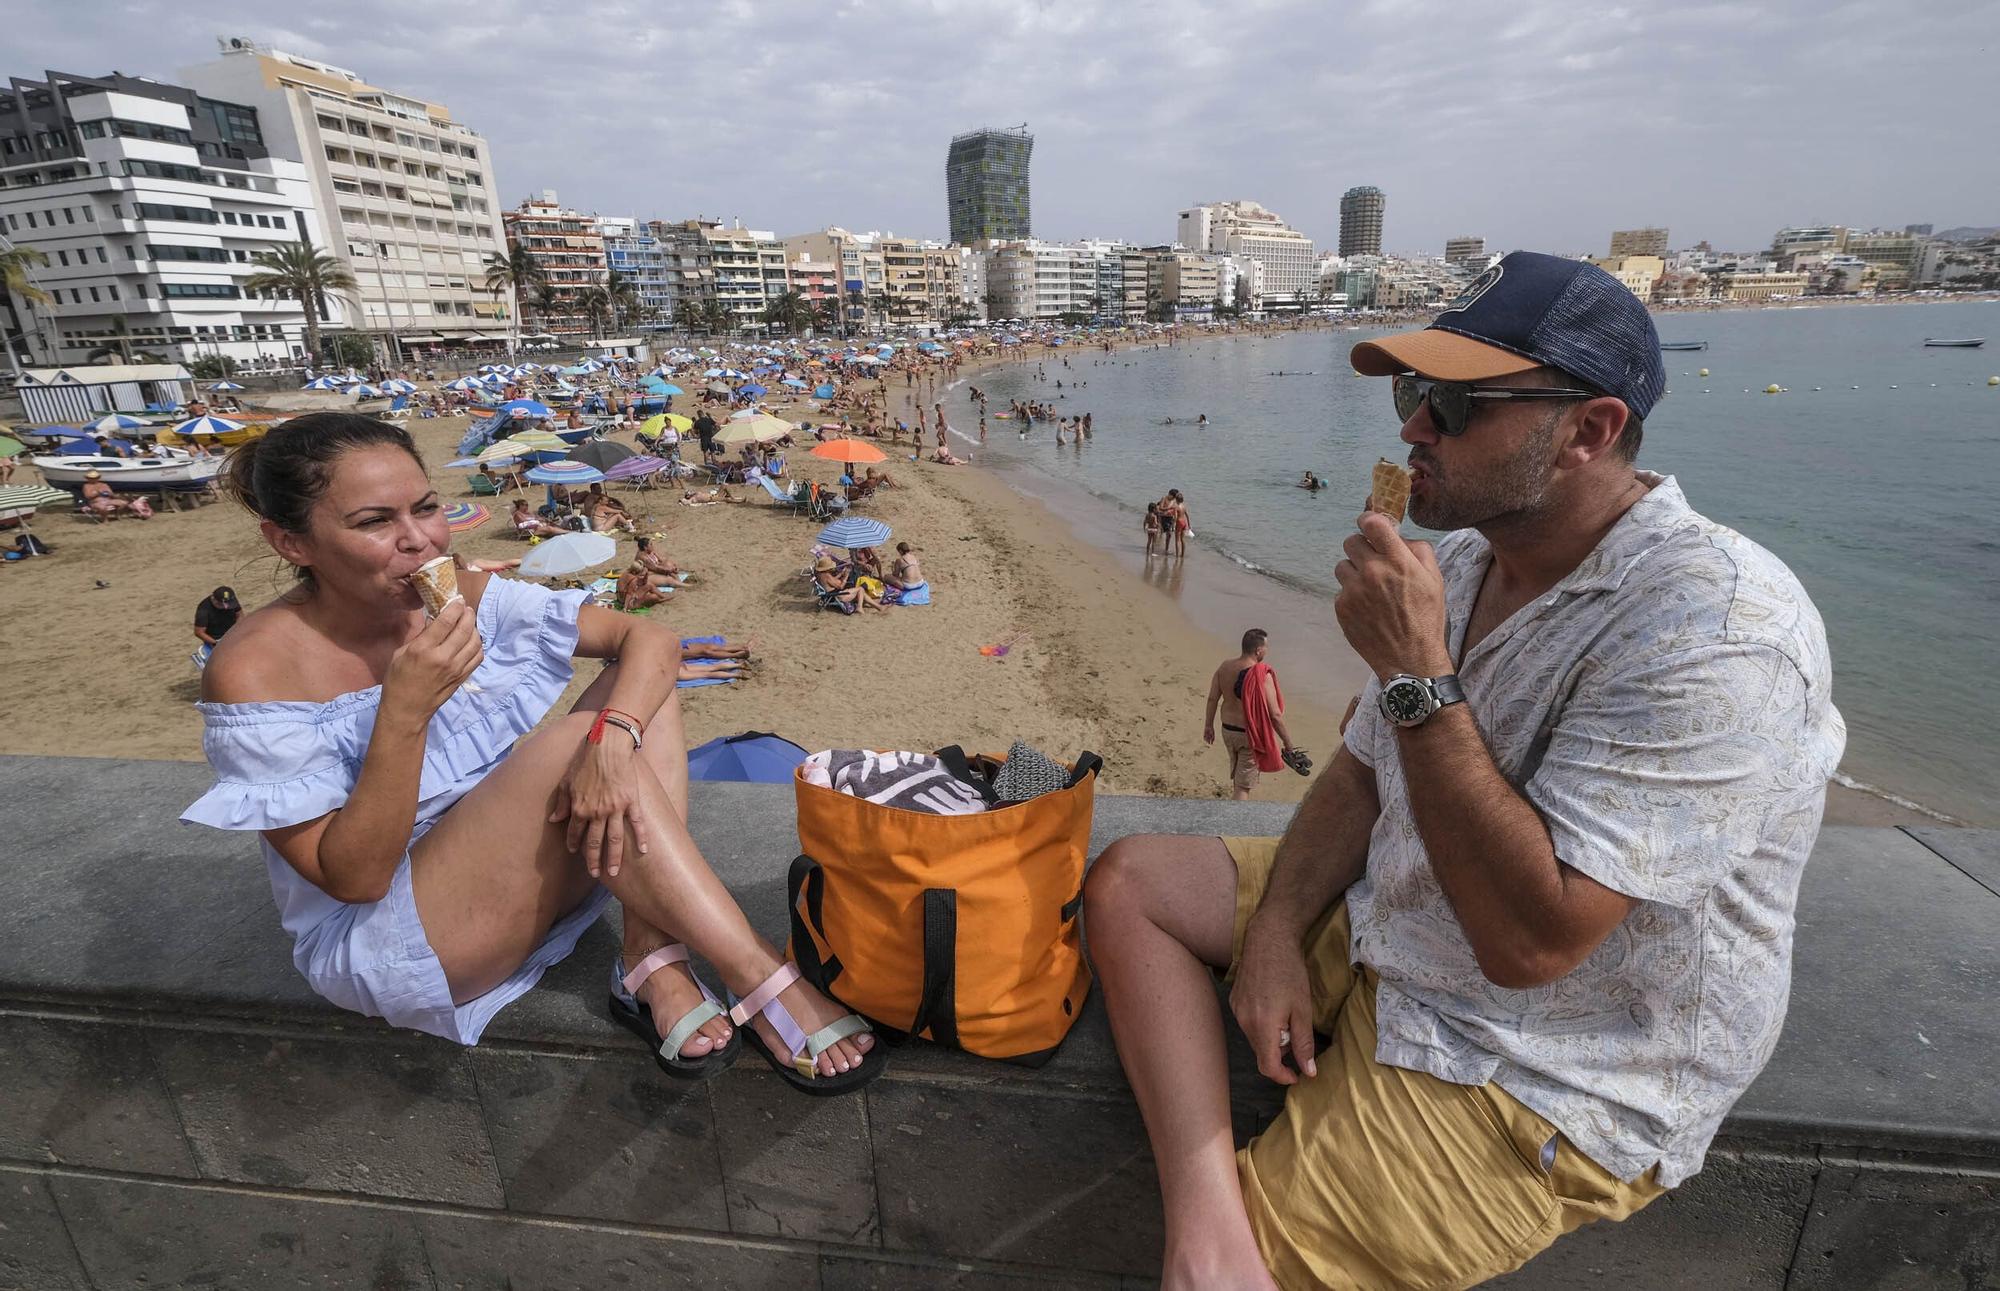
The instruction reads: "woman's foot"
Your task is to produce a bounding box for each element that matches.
[623,949,733,1057]
[733,958,875,1076]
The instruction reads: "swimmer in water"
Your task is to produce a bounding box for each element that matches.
[1298,471,1323,491]
[1198,413,1209,426]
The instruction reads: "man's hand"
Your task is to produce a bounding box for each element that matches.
[1333,511,1451,679]
[1203,723,1216,746]
[1228,919,1319,1086]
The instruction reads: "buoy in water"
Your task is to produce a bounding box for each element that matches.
[1989,376,1999,385]
[1698,368,1710,377]
[1764,384,1781,394]
[1889,385,1898,390]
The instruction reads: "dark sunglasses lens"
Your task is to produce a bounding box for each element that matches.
[1393,376,1424,422]
[1429,383,1470,436]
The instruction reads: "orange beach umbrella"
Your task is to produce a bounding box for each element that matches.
[809,439,887,465]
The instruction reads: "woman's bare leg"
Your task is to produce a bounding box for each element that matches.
[412,705,872,1075]
[568,667,729,1057]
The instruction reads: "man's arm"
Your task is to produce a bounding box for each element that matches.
[1202,668,1222,744]
[1230,743,1378,1084]
[1262,672,1295,752]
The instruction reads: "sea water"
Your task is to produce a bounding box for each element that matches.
[964,300,2000,824]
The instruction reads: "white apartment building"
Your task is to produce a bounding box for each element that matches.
[596,215,673,329]
[1177,200,1315,305]
[981,240,1099,321]
[782,228,887,329]
[181,39,512,357]
[0,70,334,368]
[701,223,788,331]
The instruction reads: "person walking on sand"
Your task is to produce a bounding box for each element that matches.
[1084,252,1843,1289]
[1203,629,1301,801]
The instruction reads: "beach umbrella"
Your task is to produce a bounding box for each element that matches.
[0,484,72,513]
[0,434,25,459]
[442,457,487,469]
[817,516,892,549]
[813,383,835,399]
[714,415,794,445]
[736,383,768,398]
[809,438,888,465]
[654,383,684,396]
[706,381,732,395]
[518,531,618,578]
[603,454,669,482]
[445,376,483,391]
[781,377,808,389]
[499,399,553,419]
[686,731,809,784]
[500,429,567,452]
[566,440,635,470]
[474,441,528,465]
[208,381,246,391]
[172,415,245,436]
[442,501,491,533]
[380,379,418,394]
[302,376,345,390]
[350,385,381,398]
[525,460,605,486]
[85,413,148,433]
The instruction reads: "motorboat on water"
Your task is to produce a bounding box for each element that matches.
[1659,341,1708,351]
[1922,338,1985,348]
[32,453,226,491]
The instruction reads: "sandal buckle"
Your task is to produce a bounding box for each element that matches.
[793,1053,819,1079]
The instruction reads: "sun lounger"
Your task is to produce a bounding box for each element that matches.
[756,474,808,515]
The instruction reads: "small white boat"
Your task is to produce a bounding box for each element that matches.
[32,454,226,491]
[1659,341,1708,351]
[1923,338,1986,348]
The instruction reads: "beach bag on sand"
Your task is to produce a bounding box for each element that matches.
[788,747,1101,1065]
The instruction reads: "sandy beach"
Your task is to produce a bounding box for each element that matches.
[0,333,1933,826]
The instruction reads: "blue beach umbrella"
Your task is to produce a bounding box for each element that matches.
[208,381,246,391]
[349,385,381,398]
[499,399,554,419]
[172,415,245,436]
[302,376,345,390]
[813,383,836,399]
[445,376,483,392]
[84,413,148,433]
[654,383,684,396]
[816,516,892,549]
[686,731,809,784]
[524,460,605,485]
[781,377,808,389]
[737,383,767,398]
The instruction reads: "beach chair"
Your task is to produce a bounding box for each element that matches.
[468,474,501,497]
[756,473,808,515]
[809,573,856,615]
[381,395,411,422]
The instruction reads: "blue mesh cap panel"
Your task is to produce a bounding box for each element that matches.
[1528,271,1666,417]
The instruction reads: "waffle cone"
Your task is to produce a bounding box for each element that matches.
[1368,458,1411,523]
[409,556,461,617]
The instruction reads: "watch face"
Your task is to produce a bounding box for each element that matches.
[1382,679,1432,724]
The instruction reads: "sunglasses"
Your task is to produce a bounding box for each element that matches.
[1393,375,1598,437]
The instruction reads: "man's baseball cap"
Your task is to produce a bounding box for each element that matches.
[1350,251,1667,419]
[211,586,240,609]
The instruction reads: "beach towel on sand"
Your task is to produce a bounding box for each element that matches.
[678,635,736,689]
[1239,661,1285,773]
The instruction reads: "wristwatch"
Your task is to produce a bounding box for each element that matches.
[1378,673,1466,728]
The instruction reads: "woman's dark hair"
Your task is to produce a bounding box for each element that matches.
[635,536,652,551]
[223,414,425,581]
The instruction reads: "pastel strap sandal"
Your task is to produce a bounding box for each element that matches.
[729,961,885,1096]
[608,945,741,1081]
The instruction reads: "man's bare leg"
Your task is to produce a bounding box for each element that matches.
[1085,835,1279,1291]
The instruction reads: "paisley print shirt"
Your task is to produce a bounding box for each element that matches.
[1342,473,1845,1186]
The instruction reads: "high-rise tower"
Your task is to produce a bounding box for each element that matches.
[1339,185,1385,257]
[946,125,1032,245]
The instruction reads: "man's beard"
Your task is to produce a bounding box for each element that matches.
[1409,415,1560,532]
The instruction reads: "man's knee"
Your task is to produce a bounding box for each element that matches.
[1083,835,1161,929]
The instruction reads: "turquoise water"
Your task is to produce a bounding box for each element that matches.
[964,302,2000,824]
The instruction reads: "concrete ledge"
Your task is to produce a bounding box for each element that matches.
[2,755,1997,1287]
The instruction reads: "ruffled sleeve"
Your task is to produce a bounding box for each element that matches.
[182,704,355,832]
[477,574,590,684]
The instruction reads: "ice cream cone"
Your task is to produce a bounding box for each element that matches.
[409,555,461,618]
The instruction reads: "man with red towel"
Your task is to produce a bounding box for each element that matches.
[1204,629,1309,801]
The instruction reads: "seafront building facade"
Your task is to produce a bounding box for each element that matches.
[981,239,1097,321]
[0,68,331,369]
[501,192,604,335]
[1608,227,1669,258]
[782,227,887,330]
[1177,200,1315,308]
[1444,235,1486,265]
[595,216,673,331]
[1338,185,1385,257]
[946,125,1032,245]
[180,40,512,356]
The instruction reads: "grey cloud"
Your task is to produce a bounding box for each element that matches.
[8,0,1992,254]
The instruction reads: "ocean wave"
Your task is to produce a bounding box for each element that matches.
[1830,771,1966,825]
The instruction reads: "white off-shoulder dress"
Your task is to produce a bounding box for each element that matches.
[183,576,611,1044]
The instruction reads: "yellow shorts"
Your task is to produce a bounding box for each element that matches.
[1221,726,1260,791]
[1223,837,1665,1291]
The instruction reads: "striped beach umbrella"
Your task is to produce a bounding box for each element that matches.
[602,454,668,481]
[474,441,528,464]
[524,460,605,486]
[0,483,73,513]
[816,516,892,549]
[445,376,484,392]
[500,429,567,452]
[442,501,491,533]
[302,376,345,390]
[172,415,245,436]
[380,379,418,394]
[85,413,148,433]
[209,381,246,391]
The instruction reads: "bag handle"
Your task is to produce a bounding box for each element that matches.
[787,854,843,990]
[1066,752,1103,789]
[933,745,999,805]
[907,888,960,1048]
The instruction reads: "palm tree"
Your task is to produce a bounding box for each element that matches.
[810,298,841,334]
[604,270,639,332]
[243,241,358,367]
[763,289,810,335]
[2,243,52,366]
[574,285,611,339]
[85,316,137,364]
[530,281,560,331]
[687,296,729,336]
[482,247,545,322]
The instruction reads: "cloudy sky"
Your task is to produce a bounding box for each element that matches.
[12,0,1994,254]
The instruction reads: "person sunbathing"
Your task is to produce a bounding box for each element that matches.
[616,564,671,612]
[511,500,567,538]
[635,537,690,589]
[680,486,746,506]
[862,467,897,490]
[81,472,150,519]
[678,659,747,683]
[929,448,965,466]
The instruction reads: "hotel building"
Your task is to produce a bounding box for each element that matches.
[181,39,512,356]
[502,192,604,335]
[1178,200,1316,307]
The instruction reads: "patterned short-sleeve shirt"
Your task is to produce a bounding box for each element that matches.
[1342,473,1845,1186]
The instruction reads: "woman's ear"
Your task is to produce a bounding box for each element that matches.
[261,518,311,576]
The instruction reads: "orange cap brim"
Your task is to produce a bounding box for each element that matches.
[1350,329,1542,381]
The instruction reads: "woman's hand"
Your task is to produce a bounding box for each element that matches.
[549,733,651,879]
[381,598,483,724]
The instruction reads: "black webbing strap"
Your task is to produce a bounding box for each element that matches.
[1066,752,1103,788]
[787,854,843,990]
[933,745,999,804]
[906,888,960,1048]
